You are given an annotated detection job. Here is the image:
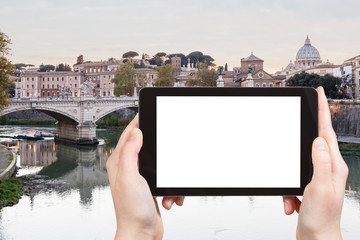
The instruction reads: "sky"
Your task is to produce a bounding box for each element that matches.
[1,0,359,74]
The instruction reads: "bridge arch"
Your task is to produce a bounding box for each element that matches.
[93,103,138,123]
[0,105,80,123]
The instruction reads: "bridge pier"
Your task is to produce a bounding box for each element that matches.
[55,121,98,145]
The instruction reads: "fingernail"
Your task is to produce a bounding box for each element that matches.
[314,137,327,150]
[128,128,139,141]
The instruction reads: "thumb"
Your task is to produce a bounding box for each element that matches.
[311,137,332,185]
[119,128,143,174]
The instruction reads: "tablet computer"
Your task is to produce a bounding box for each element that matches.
[139,87,318,196]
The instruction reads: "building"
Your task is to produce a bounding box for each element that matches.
[276,35,322,76]
[171,56,181,68]
[20,71,84,98]
[342,55,360,98]
[295,35,322,69]
[230,52,275,87]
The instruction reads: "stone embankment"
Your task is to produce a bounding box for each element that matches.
[329,100,360,138]
[0,145,16,180]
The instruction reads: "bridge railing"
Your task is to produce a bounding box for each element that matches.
[10,96,139,103]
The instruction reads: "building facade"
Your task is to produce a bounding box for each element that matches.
[230,52,275,87]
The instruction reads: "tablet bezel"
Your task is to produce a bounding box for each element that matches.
[139,87,318,196]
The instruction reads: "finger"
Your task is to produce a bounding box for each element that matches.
[118,128,143,175]
[316,87,342,160]
[114,114,139,153]
[283,196,301,215]
[162,197,185,210]
[311,137,332,185]
[175,197,185,206]
[316,87,348,184]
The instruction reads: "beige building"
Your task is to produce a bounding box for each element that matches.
[20,71,83,98]
[343,55,360,98]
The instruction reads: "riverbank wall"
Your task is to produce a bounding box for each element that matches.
[329,100,360,138]
[0,145,16,180]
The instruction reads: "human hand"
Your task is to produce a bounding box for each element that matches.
[283,87,348,240]
[106,115,184,240]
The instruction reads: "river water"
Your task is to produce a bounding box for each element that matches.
[0,125,359,240]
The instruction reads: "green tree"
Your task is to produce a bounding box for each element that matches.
[0,32,15,110]
[111,61,137,96]
[38,64,55,72]
[287,72,348,99]
[154,64,177,86]
[56,63,71,71]
[76,55,84,64]
[186,64,217,87]
[186,51,214,67]
[122,51,139,58]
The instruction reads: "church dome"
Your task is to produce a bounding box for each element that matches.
[296,36,320,60]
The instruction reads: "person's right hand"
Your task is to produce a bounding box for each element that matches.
[283,87,348,240]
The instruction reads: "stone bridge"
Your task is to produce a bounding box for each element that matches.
[0,97,138,144]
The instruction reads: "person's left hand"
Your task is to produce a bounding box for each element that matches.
[106,115,184,240]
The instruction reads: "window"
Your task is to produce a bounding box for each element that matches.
[32,78,34,81]
[43,78,45,81]
[103,91,106,96]
[27,78,29,81]
[62,77,64,81]
[70,84,72,87]
[47,77,49,81]
[52,77,54,81]
[27,92,29,97]
[103,83,106,88]
[94,69,97,73]
[47,84,49,88]
[86,77,88,81]
[108,91,110,96]
[255,83,260,87]
[43,85,45,88]
[75,77,77,80]
[57,77,59,81]
[57,84,59,88]
[109,75,111,79]
[270,83,274,87]
[70,77,72,81]
[104,76,106,79]
[75,84,77,88]
[32,84,34,89]
[262,83,267,87]
[108,83,111,87]
[42,92,45,96]
[52,84,54,88]
[27,84,29,88]
[47,92,50,96]
[90,68,92,73]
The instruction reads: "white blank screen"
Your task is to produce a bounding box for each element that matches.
[156,96,301,188]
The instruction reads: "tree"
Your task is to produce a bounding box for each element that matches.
[287,72,348,99]
[186,51,215,67]
[122,51,139,58]
[154,64,177,86]
[111,61,137,96]
[76,55,84,64]
[14,63,34,70]
[0,31,15,110]
[186,64,217,87]
[225,63,228,71]
[55,63,72,71]
[38,64,55,72]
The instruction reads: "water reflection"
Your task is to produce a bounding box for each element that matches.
[2,129,119,207]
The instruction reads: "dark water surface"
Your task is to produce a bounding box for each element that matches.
[0,125,359,240]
